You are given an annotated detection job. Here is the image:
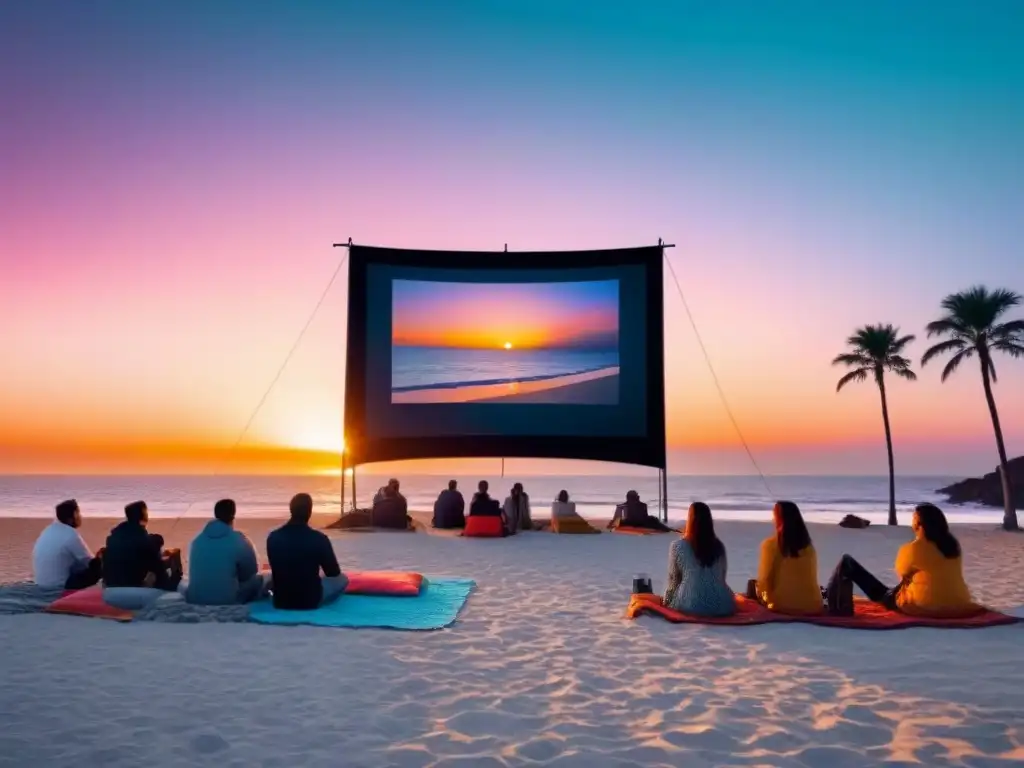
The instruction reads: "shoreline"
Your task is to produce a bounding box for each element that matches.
[391,366,619,403]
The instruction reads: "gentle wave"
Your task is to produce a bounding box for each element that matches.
[391,365,616,393]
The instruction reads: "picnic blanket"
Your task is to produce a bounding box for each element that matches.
[249,578,475,630]
[626,593,1021,630]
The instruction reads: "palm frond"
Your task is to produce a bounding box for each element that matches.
[940,348,974,382]
[836,368,870,392]
[885,354,913,370]
[989,319,1024,340]
[892,367,917,381]
[921,338,967,366]
[925,317,970,339]
[832,352,873,367]
[990,340,1024,358]
[890,334,916,353]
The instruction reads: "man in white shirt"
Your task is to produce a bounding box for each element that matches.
[32,499,102,589]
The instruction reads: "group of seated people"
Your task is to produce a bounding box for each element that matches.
[431,480,671,534]
[32,493,348,611]
[663,500,976,619]
[32,499,184,594]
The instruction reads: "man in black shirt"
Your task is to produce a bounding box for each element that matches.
[267,493,348,610]
[103,501,182,590]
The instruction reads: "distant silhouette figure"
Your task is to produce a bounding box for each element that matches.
[433,480,466,529]
[469,480,504,520]
[372,482,411,529]
[608,490,672,531]
[502,482,532,533]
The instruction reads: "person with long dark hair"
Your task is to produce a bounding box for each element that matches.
[664,502,735,616]
[825,503,975,617]
[751,501,823,615]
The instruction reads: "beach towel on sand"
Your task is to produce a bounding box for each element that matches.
[249,578,475,630]
[550,517,601,534]
[626,593,1021,630]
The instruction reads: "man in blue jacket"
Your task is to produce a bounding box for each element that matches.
[185,499,265,605]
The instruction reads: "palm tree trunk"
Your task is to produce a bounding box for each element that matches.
[876,371,897,526]
[978,346,1018,531]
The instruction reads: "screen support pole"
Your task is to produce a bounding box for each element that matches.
[660,466,669,523]
[340,449,347,518]
[659,238,670,522]
[351,466,358,511]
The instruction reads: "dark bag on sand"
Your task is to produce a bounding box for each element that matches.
[839,514,871,529]
[826,579,854,617]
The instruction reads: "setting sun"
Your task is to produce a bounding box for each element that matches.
[503,341,513,350]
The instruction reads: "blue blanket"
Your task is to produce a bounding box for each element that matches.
[248,578,475,630]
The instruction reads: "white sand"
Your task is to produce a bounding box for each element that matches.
[1,516,1023,767]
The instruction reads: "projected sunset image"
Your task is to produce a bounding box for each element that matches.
[391,279,620,404]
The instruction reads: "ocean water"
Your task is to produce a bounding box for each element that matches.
[391,346,619,391]
[0,474,998,526]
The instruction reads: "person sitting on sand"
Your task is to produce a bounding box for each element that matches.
[432,480,465,529]
[607,490,673,532]
[103,501,183,591]
[373,478,402,507]
[469,480,505,520]
[503,483,532,534]
[664,502,735,617]
[185,498,266,605]
[550,489,584,524]
[32,499,103,589]
[267,493,348,610]
[749,501,823,615]
[372,482,412,529]
[824,503,975,618]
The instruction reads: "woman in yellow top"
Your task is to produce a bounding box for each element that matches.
[825,503,975,617]
[751,501,824,615]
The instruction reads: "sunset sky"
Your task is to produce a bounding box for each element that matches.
[392,280,619,351]
[2,2,1023,476]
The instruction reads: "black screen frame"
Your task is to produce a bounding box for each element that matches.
[344,244,667,469]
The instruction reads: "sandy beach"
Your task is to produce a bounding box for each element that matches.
[392,367,619,404]
[1,514,1022,767]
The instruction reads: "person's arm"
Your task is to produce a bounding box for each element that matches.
[456,494,465,515]
[66,532,94,570]
[757,539,777,593]
[236,532,259,581]
[319,533,341,578]
[894,542,916,581]
[664,542,682,604]
[608,504,622,529]
[146,534,166,573]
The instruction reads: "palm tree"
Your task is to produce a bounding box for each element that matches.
[921,286,1024,531]
[833,325,917,526]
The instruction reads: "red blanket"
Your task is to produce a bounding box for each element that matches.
[626,593,1020,630]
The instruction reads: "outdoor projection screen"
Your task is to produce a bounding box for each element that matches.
[343,245,666,468]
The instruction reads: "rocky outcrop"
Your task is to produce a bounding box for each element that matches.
[937,456,1024,509]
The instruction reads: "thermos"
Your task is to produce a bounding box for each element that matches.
[632,573,652,594]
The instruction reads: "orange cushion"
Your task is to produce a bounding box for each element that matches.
[463,515,505,538]
[344,570,424,596]
[45,586,134,622]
